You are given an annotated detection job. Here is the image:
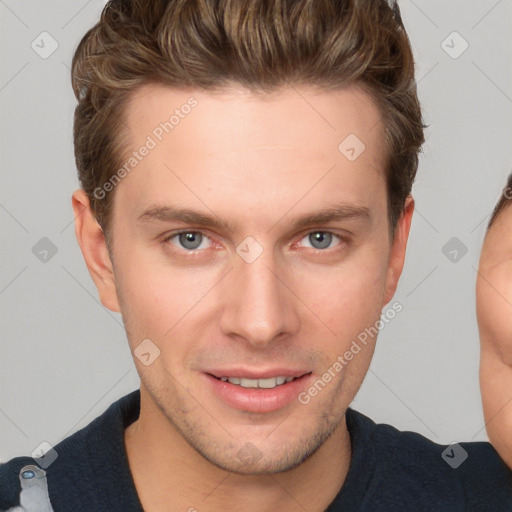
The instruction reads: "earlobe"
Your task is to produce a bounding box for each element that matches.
[383,195,415,305]
[71,189,121,313]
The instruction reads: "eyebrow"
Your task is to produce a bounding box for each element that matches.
[137,202,371,232]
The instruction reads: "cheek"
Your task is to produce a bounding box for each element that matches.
[112,246,177,340]
[288,250,388,386]
[298,247,388,326]
[477,266,512,364]
[114,248,222,366]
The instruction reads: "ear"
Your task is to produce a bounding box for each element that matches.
[71,189,121,313]
[383,195,414,305]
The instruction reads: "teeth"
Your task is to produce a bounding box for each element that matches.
[221,376,296,389]
[258,378,279,389]
[240,378,259,388]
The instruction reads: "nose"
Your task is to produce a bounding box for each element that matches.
[219,244,300,349]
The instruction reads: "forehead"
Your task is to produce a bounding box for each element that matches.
[116,82,388,224]
[124,82,385,154]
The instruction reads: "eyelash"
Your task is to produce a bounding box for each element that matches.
[161,229,348,257]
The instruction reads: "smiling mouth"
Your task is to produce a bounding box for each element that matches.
[209,373,311,389]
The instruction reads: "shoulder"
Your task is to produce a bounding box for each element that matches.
[345,408,512,509]
[0,390,140,511]
[0,456,38,509]
[0,414,102,511]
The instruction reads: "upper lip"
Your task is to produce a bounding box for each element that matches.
[205,368,312,379]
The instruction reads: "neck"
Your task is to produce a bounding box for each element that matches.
[124,387,352,512]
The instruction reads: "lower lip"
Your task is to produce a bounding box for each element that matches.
[203,373,312,413]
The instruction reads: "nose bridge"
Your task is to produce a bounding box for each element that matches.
[221,237,297,346]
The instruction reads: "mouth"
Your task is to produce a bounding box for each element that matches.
[208,374,309,389]
[203,371,313,413]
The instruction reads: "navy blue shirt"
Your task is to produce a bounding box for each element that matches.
[1,389,512,511]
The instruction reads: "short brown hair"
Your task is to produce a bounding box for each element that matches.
[71,0,426,247]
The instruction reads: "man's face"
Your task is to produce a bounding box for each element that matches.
[90,83,410,474]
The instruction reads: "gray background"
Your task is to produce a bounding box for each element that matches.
[1,0,511,461]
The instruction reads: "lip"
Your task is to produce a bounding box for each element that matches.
[205,368,311,379]
[203,371,313,413]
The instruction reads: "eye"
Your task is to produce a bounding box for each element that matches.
[162,229,345,256]
[299,231,344,251]
[163,231,212,252]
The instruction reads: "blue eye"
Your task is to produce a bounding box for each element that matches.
[162,229,345,256]
[164,231,212,252]
[302,231,341,250]
[178,232,204,250]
